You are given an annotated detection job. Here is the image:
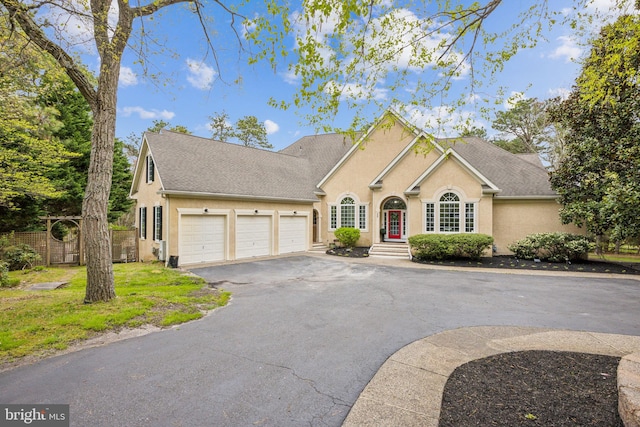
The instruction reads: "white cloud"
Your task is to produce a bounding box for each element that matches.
[405,105,482,138]
[186,59,216,90]
[504,92,527,109]
[549,36,582,63]
[282,70,301,85]
[264,120,280,135]
[325,81,388,102]
[119,67,138,86]
[548,87,571,100]
[121,106,175,120]
[41,0,119,54]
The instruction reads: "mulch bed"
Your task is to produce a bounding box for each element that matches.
[438,351,623,426]
[326,246,370,258]
[325,247,640,275]
[413,255,640,275]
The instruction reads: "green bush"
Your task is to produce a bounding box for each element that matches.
[334,227,361,248]
[0,261,8,287]
[409,234,494,261]
[508,233,593,262]
[2,243,41,271]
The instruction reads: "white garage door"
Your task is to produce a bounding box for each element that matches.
[236,216,271,259]
[279,216,307,254]
[179,215,225,265]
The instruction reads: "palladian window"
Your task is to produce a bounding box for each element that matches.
[329,196,368,230]
[423,192,476,233]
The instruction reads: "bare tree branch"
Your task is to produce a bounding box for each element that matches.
[1,0,97,107]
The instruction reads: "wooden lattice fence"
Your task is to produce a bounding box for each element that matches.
[1,230,138,266]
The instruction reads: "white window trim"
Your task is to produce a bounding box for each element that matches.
[153,204,163,242]
[421,192,479,234]
[139,205,147,240]
[328,194,369,231]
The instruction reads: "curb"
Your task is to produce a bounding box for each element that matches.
[342,326,640,427]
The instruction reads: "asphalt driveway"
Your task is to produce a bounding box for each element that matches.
[1,255,639,426]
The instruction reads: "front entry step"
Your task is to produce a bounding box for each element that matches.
[368,243,410,259]
[308,243,329,253]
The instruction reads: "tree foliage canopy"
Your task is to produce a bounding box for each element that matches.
[550,13,640,243]
[209,111,273,149]
[247,0,635,132]
[0,26,75,210]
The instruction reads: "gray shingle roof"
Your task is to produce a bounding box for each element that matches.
[146,132,320,200]
[142,130,554,201]
[440,137,555,197]
[279,133,356,187]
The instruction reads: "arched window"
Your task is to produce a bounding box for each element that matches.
[424,191,476,233]
[439,192,460,232]
[383,198,406,210]
[329,196,368,230]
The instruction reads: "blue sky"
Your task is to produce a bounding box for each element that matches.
[46,0,632,151]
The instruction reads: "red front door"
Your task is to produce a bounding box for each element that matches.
[388,210,402,239]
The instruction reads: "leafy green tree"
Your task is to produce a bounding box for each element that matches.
[124,121,191,166]
[209,111,235,142]
[148,120,191,135]
[0,71,134,231]
[0,27,74,215]
[549,13,640,249]
[459,126,488,139]
[235,116,273,149]
[492,98,550,154]
[491,138,531,154]
[248,0,631,131]
[491,97,568,167]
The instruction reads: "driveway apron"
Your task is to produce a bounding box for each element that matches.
[0,256,639,426]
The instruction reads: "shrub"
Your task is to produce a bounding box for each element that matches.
[508,233,593,262]
[409,234,494,261]
[334,227,361,248]
[1,243,41,271]
[452,234,495,259]
[0,261,8,287]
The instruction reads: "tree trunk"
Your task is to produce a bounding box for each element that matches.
[82,71,118,303]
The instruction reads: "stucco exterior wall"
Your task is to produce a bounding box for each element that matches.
[376,148,440,240]
[414,157,491,237]
[164,197,313,262]
[320,118,417,246]
[131,146,165,262]
[492,198,585,255]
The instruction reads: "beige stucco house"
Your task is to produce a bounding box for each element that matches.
[129,109,581,266]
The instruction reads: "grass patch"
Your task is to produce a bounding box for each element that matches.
[1,263,229,366]
[590,253,640,264]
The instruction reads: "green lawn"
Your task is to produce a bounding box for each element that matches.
[0,263,229,366]
[590,253,640,264]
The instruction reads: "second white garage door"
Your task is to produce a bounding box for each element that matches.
[279,216,307,254]
[179,215,225,265]
[236,216,271,259]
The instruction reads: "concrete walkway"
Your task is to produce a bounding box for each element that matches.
[342,326,640,426]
